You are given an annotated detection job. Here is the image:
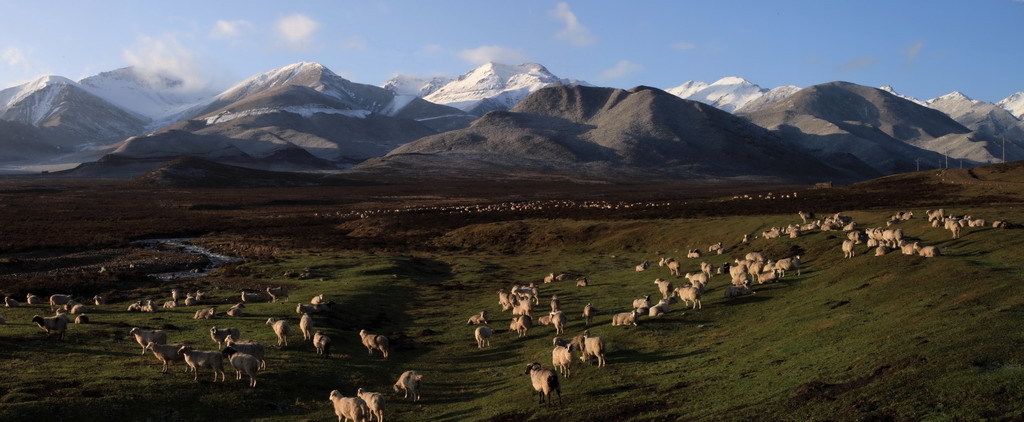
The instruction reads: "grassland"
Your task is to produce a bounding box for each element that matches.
[1,168,1023,421]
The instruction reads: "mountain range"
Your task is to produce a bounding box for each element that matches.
[2,60,1023,182]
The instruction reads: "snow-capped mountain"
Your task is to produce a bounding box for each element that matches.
[665,77,770,113]
[382,74,451,97]
[879,85,928,106]
[78,67,218,128]
[998,92,1024,120]
[927,91,1024,154]
[735,85,801,113]
[422,62,591,115]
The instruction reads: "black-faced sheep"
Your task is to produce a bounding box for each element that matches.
[32,314,68,340]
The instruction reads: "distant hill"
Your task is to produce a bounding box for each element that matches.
[131,156,325,188]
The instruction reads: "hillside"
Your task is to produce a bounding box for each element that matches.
[131,157,325,188]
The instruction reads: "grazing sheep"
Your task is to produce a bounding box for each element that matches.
[129,327,167,354]
[474,326,493,348]
[685,272,709,290]
[580,331,606,367]
[775,256,801,277]
[297,303,318,314]
[842,240,856,258]
[649,299,671,317]
[224,335,267,369]
[552,345,574,378]
[222,347,261,387]
[300,313,315,341]
[226,303,245,317]
[654,278,674,299]
[74,314,90,324]
[329,390,370,422]
[510,315,533,337]
[194,307,216,320]
[359,329,390,359]
[666,260,682,276]
[467,311,489,325]
[582,303,597,326]
[550,311,567,335]
[746,252,766,263]
[673,287,702,310]
[611,310,640,327]
[632,295,652,310]
[210,327,241,348]
[576,278,589,287]
[266,286,289,302]
[266,318,290,347]
[313,331,332,358]
[524,362,561,405]
[26,293,43,305]
[724,284,754,298]
[32,314,68,340]
[550,295,560,312]
[178,345,225,382]
[145,342,187,373]
[357,388,386,422]
[536,315,553,326]
[393,371,423,402]
[49,294,72,310]
[240,291,260,303]
[5,296,19,307]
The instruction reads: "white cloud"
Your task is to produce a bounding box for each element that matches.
[551,2,595,47]
[341,36,367,51]
[599,60,644,80]
[275,13,319,51]
[210,19,254,40]
[904,41,924,67]
[457,45,527,65]
[2,46,27,68]
[837,56,878,71]
[670,42,697,51]
[123,35,208,91]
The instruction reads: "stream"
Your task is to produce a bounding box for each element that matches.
[131,238,242,280]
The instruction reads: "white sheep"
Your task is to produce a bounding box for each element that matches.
[550,311,567,335]
[67,303,86,314]
[474,326,493,348]
[524,362,561,405]
[311,294,327,305]
[842,240,856,258]
[611,310,640,327]
[224,335,267,369]
[685,272,709,290]
[393,370,423,402]
[580,330,606,367]
[357,388,386,422]
[874,246,890,256]
[467,311,489,325]
[163,300,178,309]
[582,303,597,326]
[240,291,260,303]
[687,249,701,259]
[648,299,671,317]
[297,303,318,314]
[666,260,681,276]
[313,331,332,358]
[913,242,941,258]
[300,313,315,341]
[171,289,183,302]
[194,307,216,320]
[512,299,534,317]
[724,284,754,298]
[632,295,652,310]
[266,318,290,347]
[329,390,370,422]
[129,327,167,354]
[210,327,241,348]
[49,294,72,310]
[227,303,245,317]
[757,271,779,285]
[32,314,68,340]
[654,278,674,299]
[635,260,649,272]
[510,315,533,337]
[4,296,19,307]
[700,262,713,278]
[183,294,199,307]
[266,286,289,302]
[550,295,560,312]
[178,345,225,382]
[775,256,801,277]
[126,301,142,312]
[576,278,589,287]
[222,347,261,387]
[536,315,553,326]
[673,287,702,310]
[74,314,89,324]
[543,273,556,283]
[144,342,187,373]
[359,329,390,359]
[552,345,574,378]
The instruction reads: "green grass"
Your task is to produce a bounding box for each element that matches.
[2,202,1024,421]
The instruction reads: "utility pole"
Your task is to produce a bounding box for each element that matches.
[1003,135,1007,163]
[916,158,920,172]
[945,150,949,169]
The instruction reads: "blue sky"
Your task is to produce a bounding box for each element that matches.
[1,0,1022,102]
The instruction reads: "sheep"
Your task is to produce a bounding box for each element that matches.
[266,286,289,302]
[240,291,260,303]
[950,223,962,239]
[582,303,597,326]
[700,262,714,278]
[874,246,890,256]
[171,288,183,302]
[49,294,72,310]
[576,278,589,287]
[687,249,701,259]
[649,299,671,317]
[227,303,245,317]
[140,300,156,313]
[708,242,725,255]
[742,234,750,243]
[26,293,43,305]
[178,345,225,382]
[632,295,652,310]
[296,303,318,314]
[357,388,386,422]
[393,371,423,402]
[163,300,178,309]
[224,335,266,369]
[775,256,801,277]
[580,331,606,367]
[842,240,856,258]
[127,301,143,312]
[724,284,754,298]
[757,271,779,285]
[300,313,315,341]
[315,301,336,313]
[210,327,241,348]
[510,315,533,337]
[467,311,489,325]
[329,390,370,422]
[550,311,567,335]
[144,342,187,373]
[552,345,574,378]
[658,257,671,267]
[913,242,941,258]
[194,290,206,301]
[222,347,260,387]
[194,307,216,320]
[74,314,90,324]
[512,299,534,317]
[474,326,493,348]
[524,362,561,405]
[32,314,68,340]
[266,318,290,346]
[543,273,556,284]
[313,331,332,358]
[4,296,19,307]
[901,243,917,255]
[555,273,571,281]
[685,272,709,290]
[359,329,390,359]
[536,315,553,326]
[673,286,703,310]
[611,310,640,327]
[497,290,516,311]
[550,295,561,312]
[635,260,649,272]
[311,294,327,305]
[666,260,682,276]
[654,278,674,299]
[745,252,765,263]
[183,294,199,307]
[129,327,167,354]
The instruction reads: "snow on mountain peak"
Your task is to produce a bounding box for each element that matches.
[877,85,928,106]
[382,74,451,97]
[666,76,766,113]
[219,61,338,102]
[424,62,584,114]
[997,92,1024,119]
[78,67,219,124]
[933,91,973,102]
[711,76,754,86]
